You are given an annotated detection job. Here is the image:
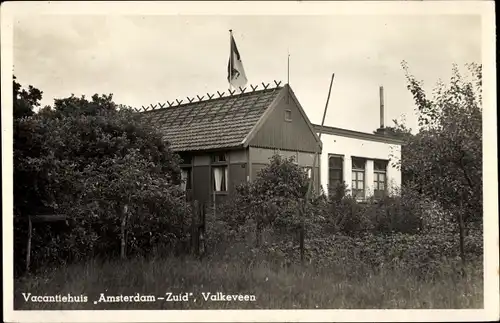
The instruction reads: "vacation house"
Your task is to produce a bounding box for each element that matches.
[140,83,403,204]
[139,83,322,206]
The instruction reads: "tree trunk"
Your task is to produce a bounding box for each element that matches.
[458,208,466,276]
[299,202,305,265]
[120,204,129,260]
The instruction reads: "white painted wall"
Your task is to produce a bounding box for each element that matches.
[319,133,401,198]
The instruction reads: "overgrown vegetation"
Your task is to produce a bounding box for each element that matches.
[13,62,483,309]
[14,79,189,275]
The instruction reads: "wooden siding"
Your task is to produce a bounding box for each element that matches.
[249,147,321,192]
[192,165,210,203]
[229,163,247,193]
[229,150,247,163]
[248,93,320,153]
[297,152,316,166]
[248,147,277,164]
[193,155,210,166]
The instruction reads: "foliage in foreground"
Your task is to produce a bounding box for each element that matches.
[14,250,483,310]
[397,62,482,225]
[13,62,484,298]
[13,78,189,275]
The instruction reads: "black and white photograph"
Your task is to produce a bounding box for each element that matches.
[1,1,498,322]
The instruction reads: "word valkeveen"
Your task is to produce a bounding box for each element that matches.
[201,292,256,302]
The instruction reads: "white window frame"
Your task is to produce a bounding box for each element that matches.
[373,160,388,199]
[351,157,366,200]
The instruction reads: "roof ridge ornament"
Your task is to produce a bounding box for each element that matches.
[138,80,284,112]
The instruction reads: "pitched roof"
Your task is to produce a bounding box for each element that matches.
[139,86,284,151]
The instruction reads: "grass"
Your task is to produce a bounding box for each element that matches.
[14,255,483,310]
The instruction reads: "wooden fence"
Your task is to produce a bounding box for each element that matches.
[20,199,208,274]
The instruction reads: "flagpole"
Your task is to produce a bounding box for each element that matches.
[229,29,233,91]
[287,49,290,104]
[287,48,290,85]
[300,73,335,264]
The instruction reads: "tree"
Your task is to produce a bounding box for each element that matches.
[14,82,187,271]
[13,76,42,119]
[400,61,482,269]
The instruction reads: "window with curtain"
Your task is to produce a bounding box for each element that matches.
[351,157,366,200]
[180,168,192,191]
[374,160,388,199]
[328,155,343,193]
[213,166,228,192]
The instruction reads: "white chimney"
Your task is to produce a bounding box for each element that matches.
[379,85,385,129]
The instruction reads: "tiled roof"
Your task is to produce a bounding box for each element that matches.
[139,86,283,151]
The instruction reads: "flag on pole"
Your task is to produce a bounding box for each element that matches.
[227,31,247,88]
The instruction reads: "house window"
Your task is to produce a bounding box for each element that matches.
[212,166,228,192]
[178,153,192,165]
[211,153,227,163]
[284,109,292,122]
[212,152,228,192]
[374,160,388,199]
[302,166,312,179]
[180,167,192,191]
[351,157,366,200]
[328,155,343,193]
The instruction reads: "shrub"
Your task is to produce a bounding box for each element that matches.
[14,89,190,274]
[205,154,314,255]
[366,187,425,234]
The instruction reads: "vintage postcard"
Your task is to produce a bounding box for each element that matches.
[1,1,498,322]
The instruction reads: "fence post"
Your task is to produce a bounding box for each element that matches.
[199,203,206,257]
[26,216,32,273]
[120,204,129,260]
[299,200,305,265]
[191,200,199,255]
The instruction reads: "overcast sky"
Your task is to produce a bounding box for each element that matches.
[13,12,481,133]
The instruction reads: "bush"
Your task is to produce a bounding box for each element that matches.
[365,187,425,234]
[253,232,483,279]
[14,90,190,274]
[316,184,428,235]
